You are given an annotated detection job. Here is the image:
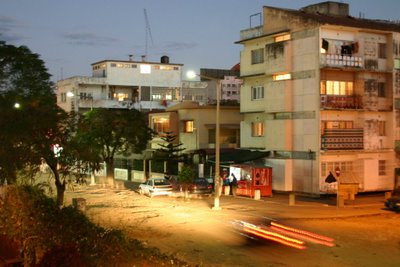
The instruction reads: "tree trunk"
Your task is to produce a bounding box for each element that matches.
[106,160,114,188]
[49,164,65,206]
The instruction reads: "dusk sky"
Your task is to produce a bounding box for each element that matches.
[1,0,399,82]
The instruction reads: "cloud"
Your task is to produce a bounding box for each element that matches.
[162,41,198,51]
[0,15,25,42]
[63,32,119,46]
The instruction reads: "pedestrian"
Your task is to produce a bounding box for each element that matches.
[231,173,238,197]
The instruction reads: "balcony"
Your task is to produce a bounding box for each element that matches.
[321,128,364,150]
[320,54,363,69]
[320,95,363,110]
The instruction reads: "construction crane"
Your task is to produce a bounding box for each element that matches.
[144,8,154,59]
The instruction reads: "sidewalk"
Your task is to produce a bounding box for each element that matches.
[212,191,391,220]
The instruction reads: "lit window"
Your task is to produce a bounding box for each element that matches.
[152,117,170,134]
[140,64,151,74]
[251,86,264,100]
[273,73,291,81]
[113,93,128,101]
[252,122,264,137]
[274,34,290,42]
[320,80,353,96]
[183,120,194,133]
[154,65,176,71]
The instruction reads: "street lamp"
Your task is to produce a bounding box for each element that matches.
[187,70,221,210]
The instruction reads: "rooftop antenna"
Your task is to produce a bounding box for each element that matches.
[144,8,154,59]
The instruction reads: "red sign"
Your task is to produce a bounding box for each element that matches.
[335,167,340,177]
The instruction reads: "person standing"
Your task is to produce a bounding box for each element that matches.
[231,173,238,197]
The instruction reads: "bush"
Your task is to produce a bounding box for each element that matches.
[0,185,187,266]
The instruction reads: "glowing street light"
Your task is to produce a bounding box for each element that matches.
[187,70,221,210]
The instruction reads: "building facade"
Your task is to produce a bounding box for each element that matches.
[57,56,183,113]
[237,2,400,194]
[148,101,242,154]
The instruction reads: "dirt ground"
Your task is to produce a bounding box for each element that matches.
[65,186,400,267]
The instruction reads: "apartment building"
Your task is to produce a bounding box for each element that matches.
[237,2,400,194]
[57,56,183,113]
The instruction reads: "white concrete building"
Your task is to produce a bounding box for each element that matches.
[57,56,183,113]
[237,2,400,194]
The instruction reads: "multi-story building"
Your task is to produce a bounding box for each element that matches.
[57,56,183,113]
[237,1,400,194]
[148,101,242,153]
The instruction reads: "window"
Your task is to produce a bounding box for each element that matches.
[154,65,175,71]
[320,80,353,96]
[60,93,67,102]
[273,73,291,81]
[395,59,400,70]
[321,161,353,178]
[183,120,194,133]
[274,33,290,42]
[378,43,386,59]
[378,82,385,97]
[252,122,264,137]
[152,117,170,134]
[113,93,128,101]
[378,121,386,136]
[251,86,264,100]
[140,64,151,74]
[321,120,353,134]
[379,160,386,176]
[251,48,264,64]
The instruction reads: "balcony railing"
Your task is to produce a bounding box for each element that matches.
[321,128,364,150]
[320,54,363,68]
[320,95,363,110]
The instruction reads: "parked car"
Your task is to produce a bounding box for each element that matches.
[139,178,173,198]
[188,178,213,194]
[385,196,400,211]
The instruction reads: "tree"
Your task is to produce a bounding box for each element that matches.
[154,131,185,175]
[0,41,78,205]
[77,108,154,186]
[178,164,195,199]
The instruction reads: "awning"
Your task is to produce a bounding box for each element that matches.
[208,149,270,164]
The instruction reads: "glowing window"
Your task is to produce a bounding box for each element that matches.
[152,117,170,134]
[274,34,290,42]
[113,93,128,101]
[183,120,194,133]
[273,73,291,81]
[320,80,353,95]
[251,122,264,137]
[140,64,151,74]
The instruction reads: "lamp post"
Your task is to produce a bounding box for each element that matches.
[187,71,221,210]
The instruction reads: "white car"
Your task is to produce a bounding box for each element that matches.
[139,178,173,198]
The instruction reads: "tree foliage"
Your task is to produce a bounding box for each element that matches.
[154,131,185,175]
[76,108,154,184]
[0,41,84,206]
[0,41,67,184]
